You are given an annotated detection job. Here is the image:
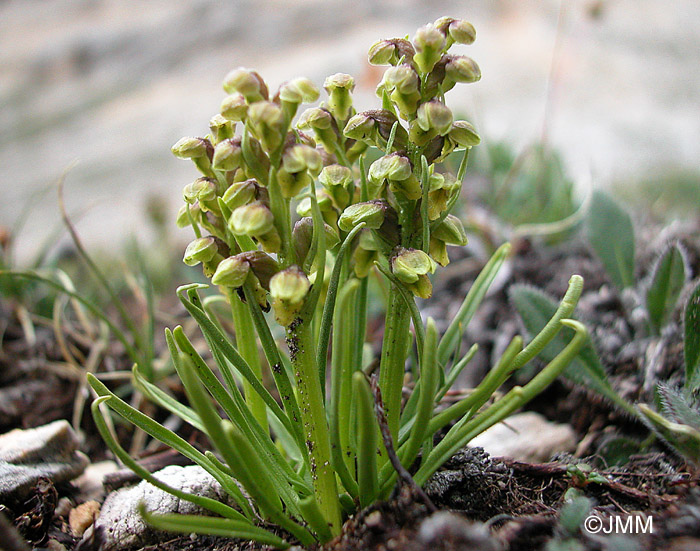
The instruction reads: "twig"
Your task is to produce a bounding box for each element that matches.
[371,375,437,513]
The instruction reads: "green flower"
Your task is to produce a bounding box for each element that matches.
[391,247,437,299]
[412,24,446,74]
[270,265,311,326]
[222,68,268,103]
[324,73,355,121]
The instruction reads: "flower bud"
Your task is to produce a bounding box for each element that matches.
[296,192,338,227]
[413,24,446,74]
[279,77,320,105]
[183,236,218,266]
[183,177,219,207]
[343,109,407,150]
[343,112,376,143]
[416,100,453,136]
[434,17,476,46]
[293,217,340,266]
[220,93,249,121]
[176,203,202,228]
[211,255,250,288]
[377,65,420,117]
[319,164,353,208]
[239,250,279,289]
[391,247,437,299]
[229,201,274,236]
[209,114,234,142]
[433,214,468,246]
[391,247,437,282]
[445,55,481,84]
[324,73,355,121]
[221,179,258,210]
[171,137,212,159]
[338,200,387,232]
[368,38,416,66]
[448,120,480,147]
[282,144,323,176]
[270,265,311,326]
[222,68,268,103]
[247,101,286,153]
[297,107,339,154]
[212,138,243,171]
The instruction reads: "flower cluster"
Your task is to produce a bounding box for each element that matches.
[174,16,481,319]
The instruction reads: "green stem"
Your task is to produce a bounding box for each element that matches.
[378,284,412,443]
[287,318,342,534]
[229,290,268,433]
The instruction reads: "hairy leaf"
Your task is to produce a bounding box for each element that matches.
[686,282,700,393]
[647,244,686,334]
[586,191,635,289]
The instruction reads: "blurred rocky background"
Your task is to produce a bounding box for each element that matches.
[2,0,699,260]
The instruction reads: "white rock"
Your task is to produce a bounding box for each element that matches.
[468,411,576,462]
[88,465,239,551]
[0,420,89,500]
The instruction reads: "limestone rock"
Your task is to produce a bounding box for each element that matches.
[0,420,89,500]
[88,465,238,551]
[468,412,576,462]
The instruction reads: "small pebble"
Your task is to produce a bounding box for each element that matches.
[69,500,101,536]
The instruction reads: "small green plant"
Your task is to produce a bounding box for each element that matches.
[515,191,700,466]
[89,18,588,547]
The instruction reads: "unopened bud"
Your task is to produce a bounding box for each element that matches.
[434,17,476,46]
[338,200,387,232]
[211,255,250,288]
[433,214,468,246]
[293,217,340,266]
[212,138,243,171]
[247,101,285,153]
[222,68,268,103]
[391,247,437,283]
[282,144,323,176]
[176,203,201,228]
[229,202,274,236]
[378,65,420,116]
[220,93,249,121]
[270,265,311,326]
[171,137,211,159]
[183,236,218,266]
[413,24,446,74]
[279,77,320,104]
[368,154,412,196]
[368,38,415,66]
[209,114,234,142]
[445,55,481,84]
[319,164,353,207]
[324,73,355,121]
[221,179,258,210]
[448,120,481,147]
[391,247,437,299]
[417,100,453,136]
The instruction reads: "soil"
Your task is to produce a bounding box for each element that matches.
[2,213,700,550]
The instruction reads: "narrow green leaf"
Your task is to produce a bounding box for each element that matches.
[647,244,686,334]
[87,374,254,517]
[437,242,511,366]
[510,284,637,417]
[90,397,247,523]
[353,372,378,508]
[139,506,289,549]
[586,191,635,289]
[685,282,700,393]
